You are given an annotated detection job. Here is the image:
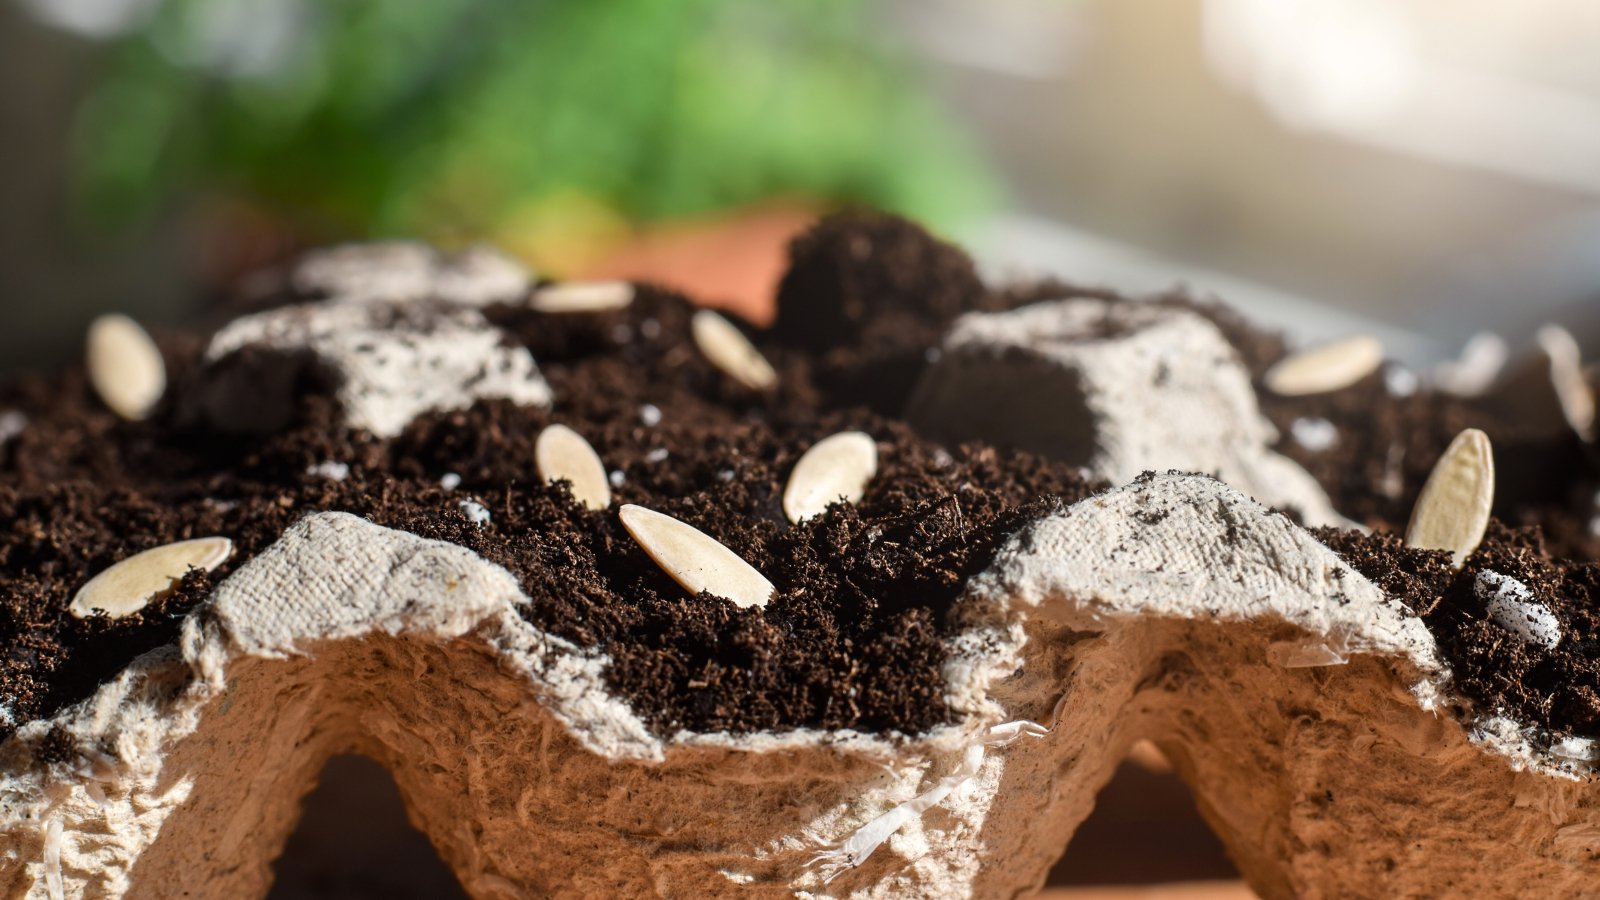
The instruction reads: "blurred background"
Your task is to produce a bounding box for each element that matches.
[6,0,1600,373]
[5,0,1600,895]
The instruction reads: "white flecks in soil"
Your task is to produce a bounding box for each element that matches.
[0,410,26,447]
[460,499,492,527]
[440,472,463,491]
[1476,570,1561,649]
[305,461,351,481]
[1384,365,1419,397]
[1290,417,1339,452]
[645,448,670,464]
[639,404,663,427]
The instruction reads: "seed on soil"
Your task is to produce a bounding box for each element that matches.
[69,537,234,619]
[528,280,634,314]
[1536,325,1595,442]
[618,504,774,609]
[783,431,879,523]
[86,314,166,421]
[1263,335,1383,396]
[535,424,611,510]
[1405,428,1494,569]
[691,310,777,390]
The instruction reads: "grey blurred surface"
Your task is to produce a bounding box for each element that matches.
[6,0,1600,374]
[0,3,195,374]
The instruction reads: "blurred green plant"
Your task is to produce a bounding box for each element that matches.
[71,0,995,249]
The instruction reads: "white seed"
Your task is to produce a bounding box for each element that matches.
[783,431,879,523]
[1263,335,1384,396]
[69,537,233,619]
[1434,332,1508,397]
[535,424,611,510]
[1475,570,1561,649]
[1405,428,1494,569]
[691,310,777,391]
[618,504,774,609]
[1536,325,1595,442]
[87,314,166,421]
[529,280,634,314]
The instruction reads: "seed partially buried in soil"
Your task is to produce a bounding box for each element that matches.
[1263,335,1384,397]
[1405,428,1494,569]
[69,537,234,619]
[1536,324,1596,442]
[528,280,635,314]
[535,424,611,511]
[617,504,775,609]
[87,314,167,421]
[691,310,777,391]
[782,431,878,523]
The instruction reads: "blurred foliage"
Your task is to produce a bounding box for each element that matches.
[71,0,995,246]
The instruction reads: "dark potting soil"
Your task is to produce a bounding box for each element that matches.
[0,214,1103,744]
[1316,523,1600,742]
[4,209,1599,751]
[1257,366,1600,560]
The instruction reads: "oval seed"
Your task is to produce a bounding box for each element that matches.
[1405,428,1494,569]
[69,537,234,619]
[783,431,878,523]
[87,314,167,421]
[535,424,611,510]
[691,310,777,391]
[1263,335,1384,397]
[1536,325,1595,442]
[618,505,774,609]
[529,281,635,314]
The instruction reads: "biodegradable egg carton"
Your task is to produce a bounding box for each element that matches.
[6,246,1600,897]
[4,475,1600,898]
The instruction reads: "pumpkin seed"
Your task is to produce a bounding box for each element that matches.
[618,505,773,608]
[1263,335,1383,396]
[783,431,878,523]
[87,314,166,421]
[535,424,611,510]
[691,310,777,390]
[529,281,634,314]
[69,537,233,619]
[1405,428,1494,569]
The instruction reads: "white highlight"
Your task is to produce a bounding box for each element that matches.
[305,461,350,482]
[1291,417,1339,452]
[1476,570,1561,649]
[807,696,1065,883]
[460,500,492,528]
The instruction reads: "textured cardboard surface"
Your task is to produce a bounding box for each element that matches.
[4,477,1596,898]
